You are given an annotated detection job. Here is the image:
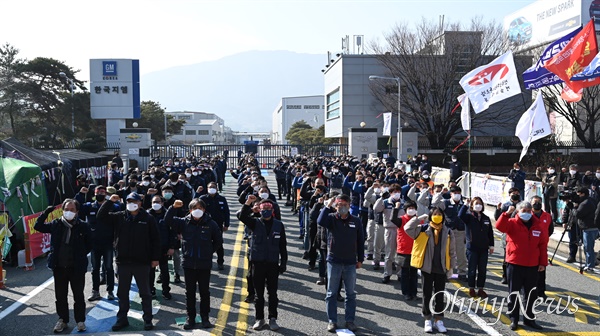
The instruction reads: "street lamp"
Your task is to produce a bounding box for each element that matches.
[58,72,75,133]
[369,75,402,161]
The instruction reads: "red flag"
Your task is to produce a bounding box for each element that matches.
[545,20,600,93]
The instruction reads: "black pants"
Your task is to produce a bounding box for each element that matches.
[184,268,211,319]
[253,261,279,320]
[544,197,558,222]
[308,221,318,266]
[422,271,446,319]
[286,179,293,201]
[568,225,579,259]
[216,227,225,265]
[507,264,538,322]
[117,264,153,323]
[537,269,546,296]
[150,253,171,293]
[53,267,86,323]
[276,178,286,199]
[466,248,488,289]
[247,259,255,296]
[91,245,114,292]
[359,211,368,239]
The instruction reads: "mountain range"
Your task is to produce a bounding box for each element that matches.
[140,50,326,132]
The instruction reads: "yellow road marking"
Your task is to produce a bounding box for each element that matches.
[236,248,250,335]
[212,222,245,336]
[549,259,600,282]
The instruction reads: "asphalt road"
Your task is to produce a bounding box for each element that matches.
[1,172,599,336]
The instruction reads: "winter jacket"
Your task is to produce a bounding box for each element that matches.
[574,196,597,230]
[458,205,494,251]
[391,209,415,254]
[200,193,231,228]
[239,204,288,265]
[495,212,549,267]
[317,206,364,265]
[404,216,456,275]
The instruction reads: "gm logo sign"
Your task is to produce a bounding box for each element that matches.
[102,61,117,76]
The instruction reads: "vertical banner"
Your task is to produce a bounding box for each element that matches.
[382,112,392,136]
[23,205,61,259]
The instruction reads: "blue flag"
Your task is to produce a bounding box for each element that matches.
[522,27,581,90]
[571,52,600,81]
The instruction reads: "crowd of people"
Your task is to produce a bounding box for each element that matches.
[34,151,599,334]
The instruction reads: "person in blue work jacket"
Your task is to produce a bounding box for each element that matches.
[200,181,231,271]
[508,162,526,200]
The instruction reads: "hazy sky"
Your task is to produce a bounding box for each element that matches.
[2,0,536,82]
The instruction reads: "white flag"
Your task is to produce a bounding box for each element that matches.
[459,50,522,114]
[458,94,470,132]
[515,93,552,162]
[382,112,392,136]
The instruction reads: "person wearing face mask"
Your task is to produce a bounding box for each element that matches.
[109,162,123,187]
[317,194,363,333]
[374,184,404,283]
[391,201,419,301]
[166,198,223,329]
[418,155,432,174]
[273,161,288,200]
[432,186,467,281]
[408,181,435,217]
[536,165,559,224]
[363,181,382,263]
[459,197,494,299]
[200,182,231,271]
[324,164,344,195]
[508,163,526,200]
[564,164,582,190]
[530,195,553,298]
[494,187,522,284]
[572,188,599,273]
[404,207,456,334]
[35,199,92,333]
[419,170,434,190]
[240,195,288,331]
[78,186,119,302]
[147,195,176,300]
[496,201,548,331]
[97,192,161,331]
[448,155,463,181]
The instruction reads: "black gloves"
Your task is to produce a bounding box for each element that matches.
[43,205,55,216]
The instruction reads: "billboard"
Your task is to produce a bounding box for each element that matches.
[504,0,582,49]
[90,59,140,119]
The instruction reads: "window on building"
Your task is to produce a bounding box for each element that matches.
[185,130,196,135]
[326,89,340,119]
[198,130,209,135]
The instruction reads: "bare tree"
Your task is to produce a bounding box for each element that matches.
[369,17,529,149]
[541,84,600,148]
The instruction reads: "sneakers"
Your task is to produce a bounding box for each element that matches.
[107,291,115,300]
[183,317,196,330]
[174,274,182,283]
[244,294,255,303]
[366,253,374,260]
[327,322,338,333]
[584,267,596,273]
[269,318,280,331]
[253,319,267,330]
[477,289,488,299]
[316,277,326,285]
[53,319,67,333]
[468,288,477,297]
[201,317,214,329]
[87,290,101,301]
[156,277,162,284]
[382,276,391,284]
[218,264,225,271]
[144,321,153,330]
[163,291,172,300]
[566,256,575,263]
[345,322,358,332]
[424,319,433,333]
[433,320,447,333]
[308,263,316,271]
[76,322,86,332]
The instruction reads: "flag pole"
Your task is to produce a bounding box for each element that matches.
[468,131,472,198]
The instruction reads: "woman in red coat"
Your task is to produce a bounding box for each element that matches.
[496,201,548,331]
[392,200,418,300]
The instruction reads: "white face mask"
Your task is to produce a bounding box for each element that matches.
[332,169,339,173]
[259,192,269,199]
[185,173,191,178]
[473,204,483,212]
[596,173,600,179]
[452,194,462,201]
[208,188,217,194]
[374,188,381,194]
[570,170,577,175]
[191,209,204,218]
[406,209,417,216]
[253,186,260,191]
[126,203,139,212]
[63,211,76,221]
[391,193,400,200]
[548,169,555,174]
[192,172,198,176]
[251,176,257,181]
[142,181,150,186]
[452,158,457,162]
[383,187,389,193]
[152,203,162,211]
[150,174,155,179]
[422,175,429,179]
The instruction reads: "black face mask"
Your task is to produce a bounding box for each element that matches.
[129,182,137,188]
[532,203,542,211]
[510,194,520,202]
[95,194,106,202]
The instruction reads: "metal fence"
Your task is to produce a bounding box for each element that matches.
[150,144,348,169]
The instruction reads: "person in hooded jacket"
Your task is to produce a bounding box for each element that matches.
[165,198,223,330]
[35,199,92,333]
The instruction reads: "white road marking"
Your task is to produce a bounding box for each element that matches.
[0,276,54,321]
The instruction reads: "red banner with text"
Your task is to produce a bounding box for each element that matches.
[23,205,62,259]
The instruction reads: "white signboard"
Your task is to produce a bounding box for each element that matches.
[90,59,140,119]
[290,147,298,156]
[503,0,582,49]
[128,148,139,155]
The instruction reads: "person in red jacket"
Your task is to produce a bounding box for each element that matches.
[392,201,418,300]
[496,201,548,331]
[530,195,553,299]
